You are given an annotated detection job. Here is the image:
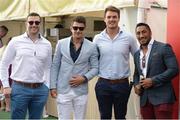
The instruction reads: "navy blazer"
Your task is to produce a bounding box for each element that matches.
[133,40,179,106]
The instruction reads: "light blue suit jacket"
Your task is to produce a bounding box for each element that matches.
[50,37,99,95]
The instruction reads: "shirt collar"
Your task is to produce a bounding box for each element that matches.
[149,38,154,46]
[23,32,42,40]
[102,27,123,36]
[70,37,84,44]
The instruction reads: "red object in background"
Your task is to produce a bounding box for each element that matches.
[167,0,180,119]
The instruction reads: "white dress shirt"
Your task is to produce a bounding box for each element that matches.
[0,32,52,88]
[140,38,154,77]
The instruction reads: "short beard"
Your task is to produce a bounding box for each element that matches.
[142,42,149,46]
[140,38,151,48]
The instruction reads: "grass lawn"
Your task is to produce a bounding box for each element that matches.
[0,110,58,119]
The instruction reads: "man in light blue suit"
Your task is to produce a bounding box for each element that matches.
[50,16,99,119]
[133,23,179,119]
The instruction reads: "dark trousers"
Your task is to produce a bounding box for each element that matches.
[141,101,173,119]
[95,78,131,119]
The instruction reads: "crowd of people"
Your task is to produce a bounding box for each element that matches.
[0,5,179,120]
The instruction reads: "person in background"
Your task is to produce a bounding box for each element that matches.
[0,12,52,119]
[50,16,98,119]
[0,25,8,111]
[93,6,138,119]
[0,25,8,48]
[133,22,179,119]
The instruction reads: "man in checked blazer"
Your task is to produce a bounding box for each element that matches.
[50,16,98,119]
[133,23,179,119]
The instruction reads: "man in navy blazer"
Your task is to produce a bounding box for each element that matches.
[133,23,179,119]
[50,16,98,119]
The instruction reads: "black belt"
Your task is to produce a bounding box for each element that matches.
[99,77,128,84]
[14,80,43,88]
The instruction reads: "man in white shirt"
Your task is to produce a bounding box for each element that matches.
[0,12,52,119]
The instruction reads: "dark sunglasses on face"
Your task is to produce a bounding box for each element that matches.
[72,26,85,31]
[28,21,41,25]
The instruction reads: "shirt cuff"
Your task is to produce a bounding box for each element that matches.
[83,75,88,83]
[2,81,10,88]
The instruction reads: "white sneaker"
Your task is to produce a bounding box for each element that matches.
[43,114,49,118]
[0,93,5,101]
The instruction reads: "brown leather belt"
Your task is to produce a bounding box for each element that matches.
[14,80,43,88]
[99,77,128,84]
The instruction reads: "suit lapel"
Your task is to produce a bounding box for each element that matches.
[147,41,158,75]
[65,37,74,64]
[136,50,143,76]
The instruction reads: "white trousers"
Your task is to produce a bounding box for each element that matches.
[57,89,88,120]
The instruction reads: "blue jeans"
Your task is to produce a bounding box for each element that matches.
[95,78,131,119]
[11,82,49,119]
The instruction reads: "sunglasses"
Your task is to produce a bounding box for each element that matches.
[72,26,85,31]
[28,21,41,25]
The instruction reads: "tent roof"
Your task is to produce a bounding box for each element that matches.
[0,0,167,21]
[0,0,135,21]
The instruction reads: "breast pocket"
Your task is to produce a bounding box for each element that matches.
[151,53,162,63]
